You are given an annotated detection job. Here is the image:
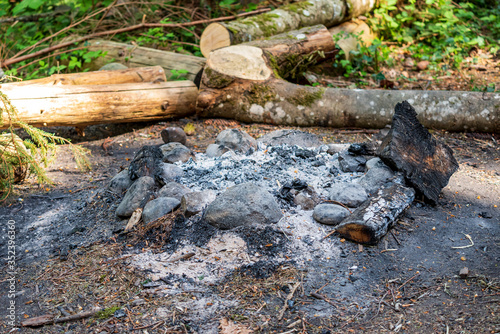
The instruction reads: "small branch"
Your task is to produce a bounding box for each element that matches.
[21,308,101,327]
[278,281,301,320]
[310,292,338,308]
[1,8,271,68]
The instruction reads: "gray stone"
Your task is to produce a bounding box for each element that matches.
[293,187,320,210]
[326,144,350,155]
[181,190,217,217]
[357,167,395,195]
[158,163,184,182]
[206,144,231,158]
[116,176,155,217]
[338,151,367,173]
[158,182,191,201]
[142,197,180,224]
[365,157,387,170]
[294,192,315,210]
[215,129,257,154]
[108,169,133,193]
[313,204,350,226]
[160,142,193,163]
[257,130,322,147]
[329,182,368,208]
[204,183,282,230]
[161,127,187,145]
[99,62,128,71]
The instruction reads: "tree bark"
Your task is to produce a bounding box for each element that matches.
[197,41,500,133]
[3,66,167,86]
[86,40,206,81]
[335,183,415,245]
[1,81,198,129]
[378,101,459,204]
[199,0,375,57]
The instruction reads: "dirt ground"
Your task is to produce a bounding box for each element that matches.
[0,117,498,333]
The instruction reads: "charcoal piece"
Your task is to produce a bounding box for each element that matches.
[378,101,459,204]
[294,147,315,159]
[338,151,367,172]
[128,145,163,181]
[278,179,308,203]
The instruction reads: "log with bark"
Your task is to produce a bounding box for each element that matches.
[196,32,500,133]
[85,40,206,81]
[4,66,167,86]
[335,183,415,245]
[0,81,198,129]
[199,0,375,57]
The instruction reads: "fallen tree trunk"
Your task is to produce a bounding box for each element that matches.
[197,43,500,132]
[3,66,167,86]
[86,40,206,81]
[199,0,375,57]
[1,81,198,128]
[335,183,415,245]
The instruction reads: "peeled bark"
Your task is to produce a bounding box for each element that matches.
[3,66,167,87]
[199,0,375,57]
[197,41,500,133]
[335,184,415,245]
[1,81,198,129]
[86,40,206,81]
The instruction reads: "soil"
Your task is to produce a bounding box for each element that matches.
[0,116,498,334]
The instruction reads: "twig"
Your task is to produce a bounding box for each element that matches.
[451,233,474,249]
[278,282,301,320]
[133,320,164,330]
[390,230,401,245]
[1,8,271,68]
[321,229,337,240]
[310,292,338,308]
[398,273,420,291]
[93,0,119,33]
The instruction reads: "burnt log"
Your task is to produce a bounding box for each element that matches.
[335,183,415,245]
[378,101,459,204]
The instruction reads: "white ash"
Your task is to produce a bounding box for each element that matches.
[129,143,365,285]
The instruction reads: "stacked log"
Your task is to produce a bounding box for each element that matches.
[200,0,375,57]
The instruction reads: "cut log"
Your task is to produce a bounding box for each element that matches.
[196,41,500,132]
[329,19,375,59]
[0,81,198,129]
[86,40,206,81]
[199,0,375,57]
[199,25,336,91]
[335,183,415,245]
[378,101,459,204]
[3,66,166,87]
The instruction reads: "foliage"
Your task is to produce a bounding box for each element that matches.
[0,90,90,198]
[333,0,499,87]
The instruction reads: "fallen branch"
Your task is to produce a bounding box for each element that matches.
[1,8,271,68]
[21,308,101,327]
